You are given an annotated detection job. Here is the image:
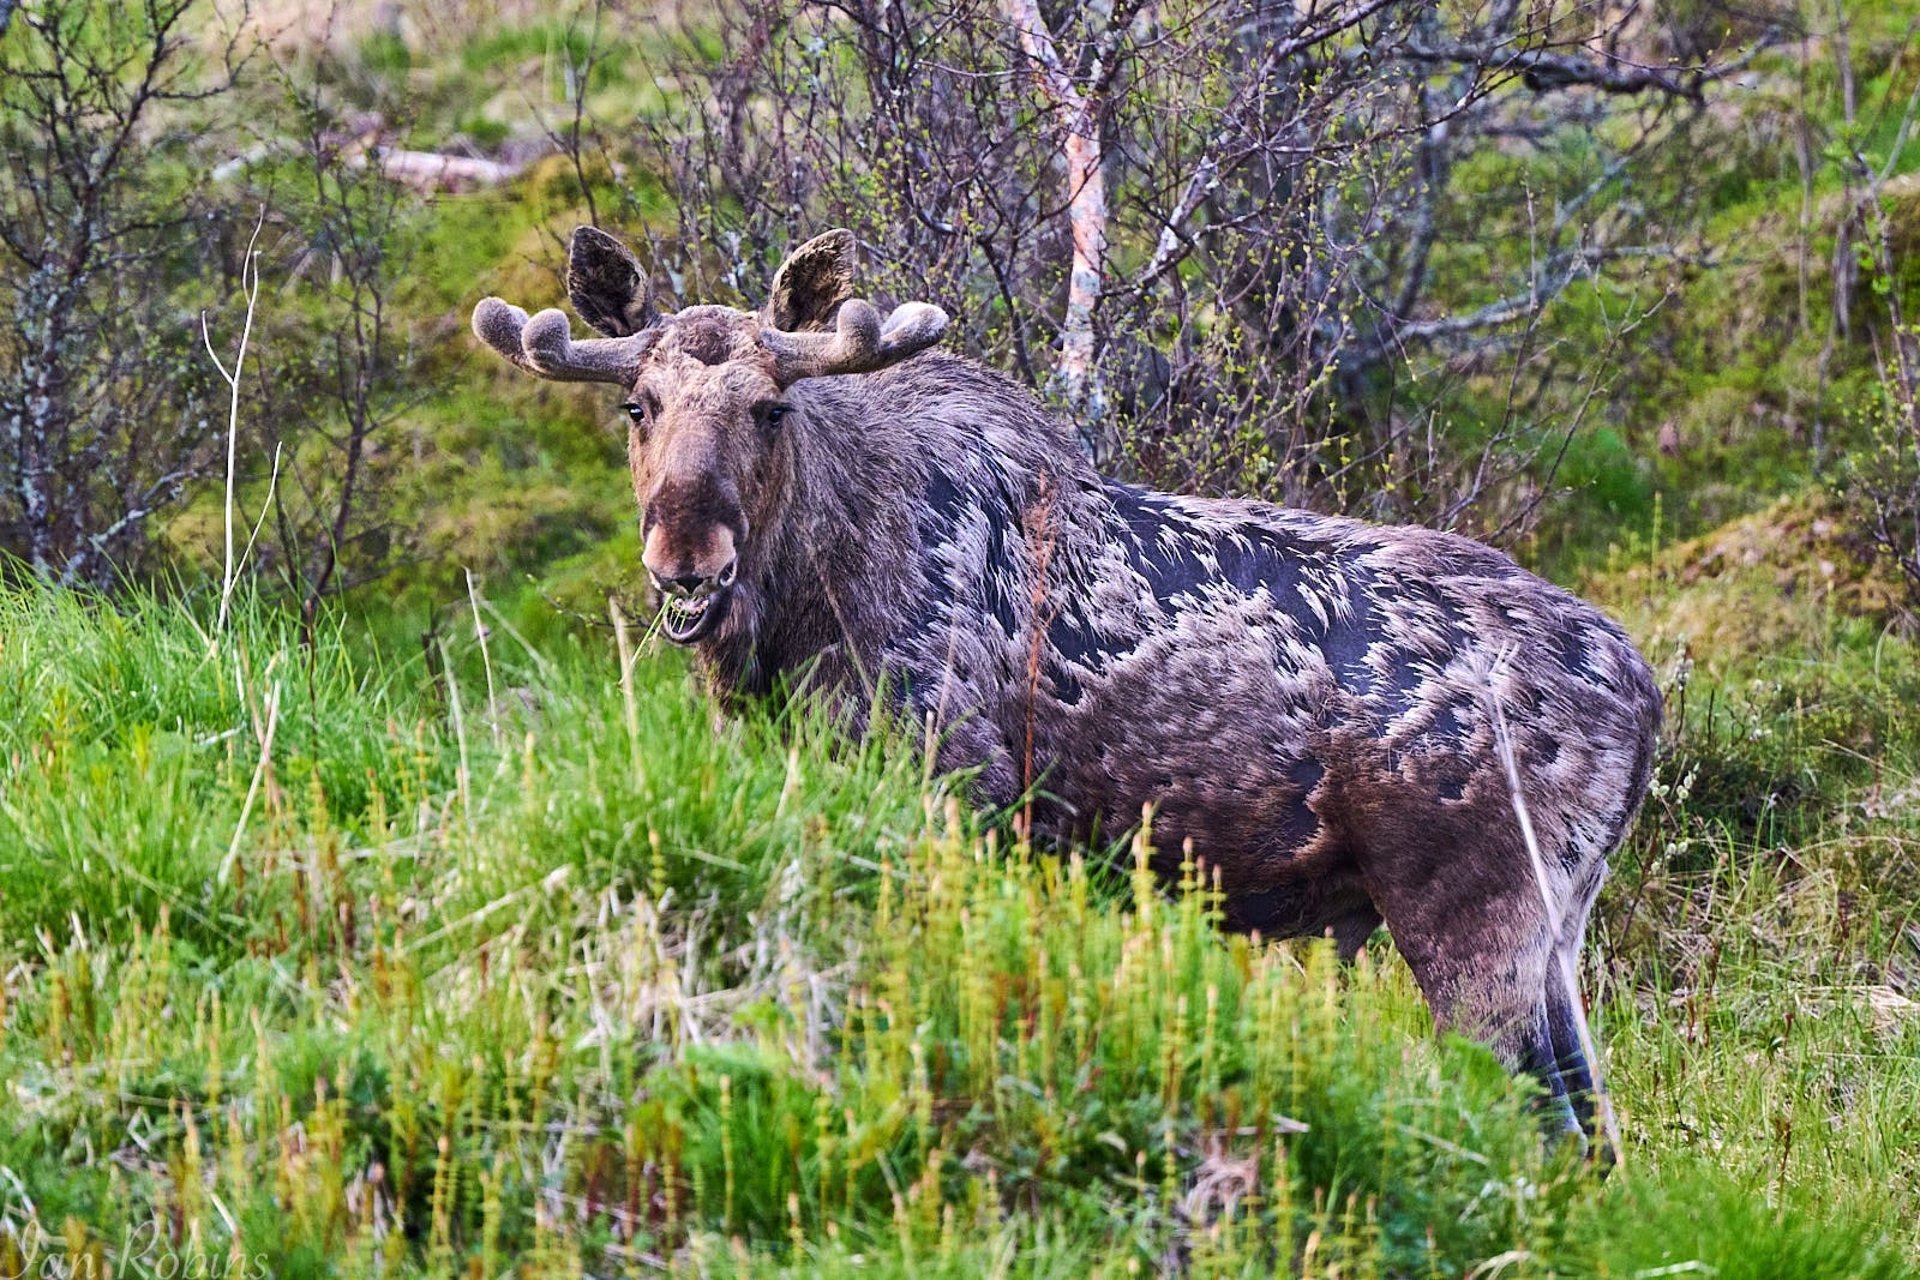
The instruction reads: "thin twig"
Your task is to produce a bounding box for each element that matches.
[202,206,266,635]
[219,673,281,886]
[234,441,284,585]
[465,567,500,746]
[610,596,646,791]
[439,635,473,835]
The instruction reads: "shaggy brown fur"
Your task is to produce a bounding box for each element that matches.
[473,228,1664,1140]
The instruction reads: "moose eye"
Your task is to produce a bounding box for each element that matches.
[623,402,648,425]
[764,404,792,431]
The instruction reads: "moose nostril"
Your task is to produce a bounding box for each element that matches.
[659,571,709,597]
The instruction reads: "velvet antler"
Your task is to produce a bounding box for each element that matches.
[760,296,950,387]
[471,297,654,385]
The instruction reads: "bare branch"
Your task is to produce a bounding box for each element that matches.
[1403,28,1781,102]
[203,207,267,633]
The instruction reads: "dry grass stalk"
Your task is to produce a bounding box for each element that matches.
[1488,649,1625,1165]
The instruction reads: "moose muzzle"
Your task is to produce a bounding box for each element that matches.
[642,492,742,644]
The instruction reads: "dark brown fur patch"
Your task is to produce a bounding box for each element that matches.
[670,314,750,367]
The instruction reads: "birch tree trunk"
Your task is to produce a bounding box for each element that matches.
[1003,0,1113,457]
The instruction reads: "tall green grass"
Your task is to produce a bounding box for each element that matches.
[0,582,1914,1277]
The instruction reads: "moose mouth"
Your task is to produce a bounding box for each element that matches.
[654,560,738,645]
[658,587,728,643]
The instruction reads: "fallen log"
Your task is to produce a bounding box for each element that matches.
[363,148,528,192]
[210,138,530,193]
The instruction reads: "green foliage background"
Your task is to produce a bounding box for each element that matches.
[4,1,1920,1276]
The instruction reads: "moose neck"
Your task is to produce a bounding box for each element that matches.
[692,373,921,705]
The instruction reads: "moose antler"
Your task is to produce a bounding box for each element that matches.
[471,297,654,385]
[761,297,949,387]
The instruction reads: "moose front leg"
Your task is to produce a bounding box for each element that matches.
[1358,839,1587,1145]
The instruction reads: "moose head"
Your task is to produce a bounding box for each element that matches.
[473,227,948,643]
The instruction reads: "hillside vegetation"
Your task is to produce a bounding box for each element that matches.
[4,0,1920,1276]
[1,563,1917,1277]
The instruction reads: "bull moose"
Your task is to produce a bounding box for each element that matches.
[473,226,1663,1141]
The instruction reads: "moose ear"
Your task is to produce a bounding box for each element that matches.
[567,226,660,338]
[765,229,857,332]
